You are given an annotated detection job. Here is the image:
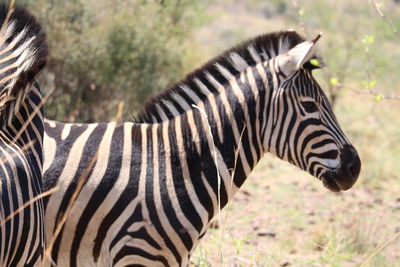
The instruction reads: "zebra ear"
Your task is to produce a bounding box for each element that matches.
[277,33,322,76]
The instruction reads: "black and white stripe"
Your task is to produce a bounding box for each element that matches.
[0,4,47,266]
[43,31,360,266]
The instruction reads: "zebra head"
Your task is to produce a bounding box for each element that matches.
[265,33,361,192]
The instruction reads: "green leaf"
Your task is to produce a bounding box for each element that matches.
[362,35,374,45]
[310,58,320,67]
[375,2,383,9]
[373,93,383,102]
[298,8,305,16]
[330,77,338,86]
[362,80,377,89]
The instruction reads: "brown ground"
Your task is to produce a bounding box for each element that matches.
[192,154,400,267]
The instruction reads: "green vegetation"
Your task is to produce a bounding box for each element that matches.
[20,0,210,121]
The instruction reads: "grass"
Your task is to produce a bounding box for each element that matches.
[191,154,400,266]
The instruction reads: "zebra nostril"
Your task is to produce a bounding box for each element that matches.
[350,153,360,178]
[341,145,361,180]
[346,161,358,180]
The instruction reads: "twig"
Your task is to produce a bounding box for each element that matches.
[290,0,310,37]
[368,0,400,39]
[337,83,400,101]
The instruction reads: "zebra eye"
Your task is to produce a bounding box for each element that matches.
[301,101,318,113]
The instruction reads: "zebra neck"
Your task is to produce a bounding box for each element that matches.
[151,64,272,224]
[190,63,272,185]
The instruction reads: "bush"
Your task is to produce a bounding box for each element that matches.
[21,0,209,122]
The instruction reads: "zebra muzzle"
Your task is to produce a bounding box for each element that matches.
[322,145,361,192]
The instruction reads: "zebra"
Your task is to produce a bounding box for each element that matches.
[0,4,48,266]
[42,31,361,266]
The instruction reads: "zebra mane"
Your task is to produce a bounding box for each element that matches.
[135,30,316,123]
[0,4,48,127]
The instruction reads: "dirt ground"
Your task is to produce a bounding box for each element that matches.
[191,154,400,267]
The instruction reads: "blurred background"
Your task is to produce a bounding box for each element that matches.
[22,0,400,266]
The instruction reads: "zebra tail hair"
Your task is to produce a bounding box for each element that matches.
[0,2,47,126]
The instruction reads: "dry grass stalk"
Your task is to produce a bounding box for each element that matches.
[12,88,54,143]
[113,100,125,122]
[0,186,59,228]
[0,82,54,224]
[0,0,15,37]
[359,231,400,267]
[191,103,225,265]
[41,150,99,266]
[217,124,246,265]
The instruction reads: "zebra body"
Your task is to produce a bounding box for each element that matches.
[0,4,47,266]
[43,31,360,266]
